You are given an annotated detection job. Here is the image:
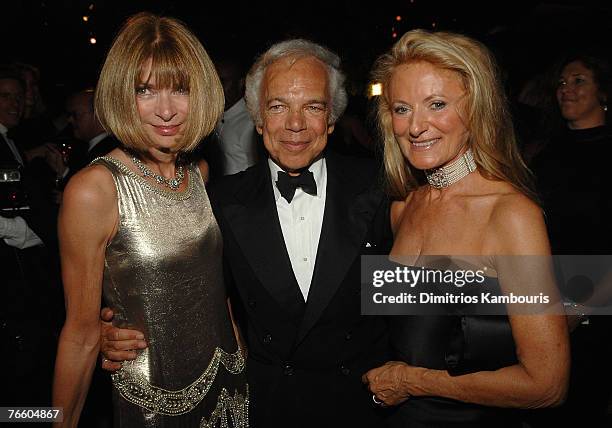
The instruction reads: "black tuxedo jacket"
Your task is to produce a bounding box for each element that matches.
[0,133,62,389]
[209,152,393,428]
[70,134,121,172]
[63,135,120,187]
[87,134,120,163]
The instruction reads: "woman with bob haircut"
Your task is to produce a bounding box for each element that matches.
[362,29,570,427]
[52,12,248,427]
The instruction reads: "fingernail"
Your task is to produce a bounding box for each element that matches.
[139,341,147,348]
[136,333,144,339]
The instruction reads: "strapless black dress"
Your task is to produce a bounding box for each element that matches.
[386,276,522,428]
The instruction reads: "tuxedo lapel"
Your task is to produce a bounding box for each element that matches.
[295,153,381,345]
[0,133,23,166]
[222,162,306,322]
[88,135,119,162]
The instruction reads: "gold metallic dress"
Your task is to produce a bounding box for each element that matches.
[93,157,248,428]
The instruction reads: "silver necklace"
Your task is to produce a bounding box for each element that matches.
[129,153,185,191]
[425,149,477,189]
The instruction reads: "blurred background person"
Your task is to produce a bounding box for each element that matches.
[65,87,119,171]
[200,56,260,180]
[9,61,65,151]
[0,65,63,408]
[532,53,611,253]
[530,52,612,427]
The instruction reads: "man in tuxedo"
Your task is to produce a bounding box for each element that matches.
[0,67,61,406]
[0,68,48,248]
[65,88,119,168]
[101,40,392,427]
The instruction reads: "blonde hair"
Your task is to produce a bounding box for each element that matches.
[95,12,224,152]
[373,29,536,201]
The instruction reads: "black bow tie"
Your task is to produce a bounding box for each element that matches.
[276,170,317,203]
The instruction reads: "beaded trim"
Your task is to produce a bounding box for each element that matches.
[111,347,245,415]
[92,156,194,201]
[200,386,249,428]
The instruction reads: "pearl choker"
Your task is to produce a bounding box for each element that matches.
[425,149,477,189]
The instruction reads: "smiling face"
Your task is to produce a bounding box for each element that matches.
[257,56,334,174]
[135,59,190,153]
[0,78,25,130]
[556,60,606,129]
[388,61,469,171]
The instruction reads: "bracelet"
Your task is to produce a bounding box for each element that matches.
[564,301,588,322]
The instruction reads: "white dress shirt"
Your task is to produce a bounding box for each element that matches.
[0,215,43,249]
[216,98,259,175]
[269,158,327,301]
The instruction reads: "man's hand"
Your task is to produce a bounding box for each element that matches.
[99,307,147,372]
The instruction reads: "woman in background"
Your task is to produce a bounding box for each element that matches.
[531,53,612,428]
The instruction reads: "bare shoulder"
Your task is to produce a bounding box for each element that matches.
[390,189,418,234]
[59,163,119,248]
[63,164,116,208]
[486,186,548,255]
[60,164,118,239]
[490,189,543,229]
[197,159,209,183]
[390,200,406,232]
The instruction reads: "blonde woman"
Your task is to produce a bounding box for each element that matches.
[362,30,569,427]
[52,13,247,427]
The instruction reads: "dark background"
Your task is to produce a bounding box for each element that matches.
[3,0,612,112]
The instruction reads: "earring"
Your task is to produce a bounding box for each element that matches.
[604,105,608,112]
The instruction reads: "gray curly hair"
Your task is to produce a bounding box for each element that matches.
[245,39,348,126]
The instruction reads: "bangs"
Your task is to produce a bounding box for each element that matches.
[137,48,191,90]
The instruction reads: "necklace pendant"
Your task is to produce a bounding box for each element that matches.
[425,149,477,189]
[427,169,449,189]
[128,150,185,191]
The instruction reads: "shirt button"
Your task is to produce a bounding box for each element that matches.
[283,362,294,376]
[340,365,350,376]
[303,257,308,262]
[345,332,352,340]
[300,216,305,221]
[263,334,272,344]
[248,300,256,309]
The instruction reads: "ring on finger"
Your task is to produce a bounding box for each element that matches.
[372,394,383,405]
